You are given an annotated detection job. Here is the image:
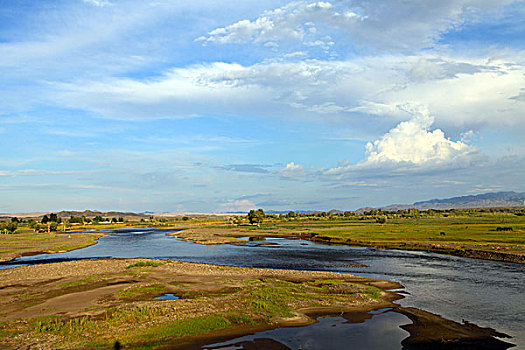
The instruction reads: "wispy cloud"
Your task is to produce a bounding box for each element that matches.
[0,0,523,212]
[83,0,112,7]
[198,0,516,52]
[217,164,273,174]
[51,54,525,131]
[217,199,257,212]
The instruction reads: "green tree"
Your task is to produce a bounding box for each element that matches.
[41,215,49,224]
[375,216,387,224]
[29,221,38,232]
[69,216,83,224]
[49,213,61,223]
[247,209,265,225]
[6,222,18,233]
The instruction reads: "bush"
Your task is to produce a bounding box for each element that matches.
[375,216,387,224]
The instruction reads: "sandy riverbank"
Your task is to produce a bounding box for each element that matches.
[0,258,514,349]
[0,258,401,349]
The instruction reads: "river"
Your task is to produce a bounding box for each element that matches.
[1,228,523,349]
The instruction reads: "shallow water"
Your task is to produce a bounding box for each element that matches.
[154,293,180,301]
[2,228,524,348]
[203,309,411,350]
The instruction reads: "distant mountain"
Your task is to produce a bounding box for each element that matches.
[381,191,525,211]
[56,210,145,218]
[0,210,148,219]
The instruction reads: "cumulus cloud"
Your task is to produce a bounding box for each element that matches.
[198,0,515,51]
[280,162,305,178]
[323,113,482,183]
[362,114,477,166]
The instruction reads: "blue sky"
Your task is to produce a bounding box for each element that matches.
[1,0,524,213]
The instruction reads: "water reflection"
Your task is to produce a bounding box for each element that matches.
[154,293,180,301]
[203,310,410,350]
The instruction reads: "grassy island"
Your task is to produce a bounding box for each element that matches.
[0,258,401,349]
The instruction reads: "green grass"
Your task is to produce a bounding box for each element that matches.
[85,314,239,349]
[34,315,97,338]
[224,311,256,325]
[117,285,167,299]
[365,286,382,300]
[0,321,20,338]
[250,217,525,250]
[126,261,165,269]
[17,277,386,349]
[142,315,230,338]
[246,279,368,318]
[249,286,294,318]
[57,278,96,287]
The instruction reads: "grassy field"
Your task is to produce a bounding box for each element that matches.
[2,209,523,264]
[173,211,525,263]
[0,230,111,263]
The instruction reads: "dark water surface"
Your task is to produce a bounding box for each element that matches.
[2,228,524,348]
[203,309,410,350]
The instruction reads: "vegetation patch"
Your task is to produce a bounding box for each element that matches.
[57,277,96,287]
[131,315,231,345]
[365,286,382,300]
[249,286,294,318]
[117,285,167,299]
[126,261,165,269]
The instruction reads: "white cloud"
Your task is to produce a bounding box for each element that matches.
[0,169,106,177]
[321,113,485,185]
[362,114,477,166]
[198,0,516,51]
[83,0,112,7]
[197,1,361,47]
[217,199,257,212]
[280,162,305,178]
[52,54,525,130]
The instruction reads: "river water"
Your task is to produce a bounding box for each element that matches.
[1,228,523,348]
